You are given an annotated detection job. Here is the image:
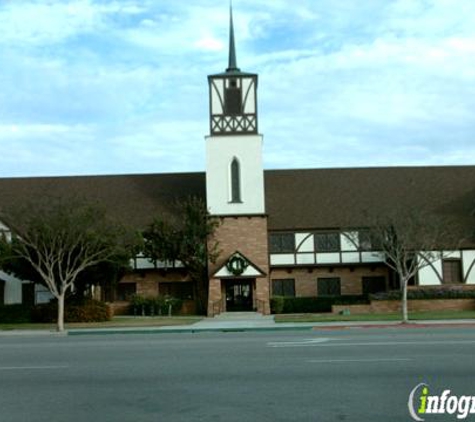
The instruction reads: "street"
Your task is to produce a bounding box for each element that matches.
[1,326,475,421]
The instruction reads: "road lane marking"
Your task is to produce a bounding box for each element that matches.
[304,340,475,347]
[0,365,69,371]
[267,338,331,347]
[308,358,412,363]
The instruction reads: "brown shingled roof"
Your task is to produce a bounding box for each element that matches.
[265,166,475,235]
[0,166,473,238]
[0,172,205,230]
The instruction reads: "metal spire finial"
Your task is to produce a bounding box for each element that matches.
[227,2,240,72]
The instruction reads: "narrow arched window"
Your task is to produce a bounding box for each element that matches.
[230,158,241,203]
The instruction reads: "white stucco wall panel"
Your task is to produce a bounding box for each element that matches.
[206,135,265,215]
[316,253,340,264]
[341,232,358,252]
[462,251,475,284]
[1,271,23,304]
[296,233,313,252]
[361,252,385,263]
[417,258,442,286]
[341,252,360,263]
[270,254,295,266]
[296,253,315,265]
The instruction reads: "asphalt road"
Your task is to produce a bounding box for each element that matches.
[1,327,475,422]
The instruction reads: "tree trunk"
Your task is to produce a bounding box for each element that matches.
[401,278,409,323]
[57,293,65,332]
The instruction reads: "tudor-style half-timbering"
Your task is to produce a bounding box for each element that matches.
[208,73,258,135]
[269,230,475,287]
[207,8,258,136]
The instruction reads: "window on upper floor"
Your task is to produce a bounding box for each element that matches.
[269,233,295,253]
[358,230,382,251]
[314,232,340,252]
[272,279,296,297]
[442,259,463,284]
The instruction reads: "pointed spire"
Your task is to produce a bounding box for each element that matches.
[226,3,240,73]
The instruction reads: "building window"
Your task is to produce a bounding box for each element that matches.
[362,276,387,295]
[159,282,194,300]
[116,283,137,301]
[272,279,296,297]
[315,232,340,252]
[317,277,341,296]
[359,230,382,251]
[442,259,463,284]
[230,158,241,203]
[269,233,295,253]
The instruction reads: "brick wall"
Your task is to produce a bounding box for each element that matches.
[207,215,270,315]
[120,269,190,298]
[270,266,389,297]
[333,299,475,314]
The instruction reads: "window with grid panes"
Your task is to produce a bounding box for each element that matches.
[272,279,296,297]
[314,232,340,252]
[317,277,341,296]
[269,233,295,253]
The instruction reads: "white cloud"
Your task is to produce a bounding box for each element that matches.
[0,0,474,177]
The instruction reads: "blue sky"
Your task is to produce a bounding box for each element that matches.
[0,0,474,177]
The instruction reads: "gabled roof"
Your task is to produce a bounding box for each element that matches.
[211,251,266,278]
[0,172,205,230]
[264,166,475,234]
[0,166,473,241]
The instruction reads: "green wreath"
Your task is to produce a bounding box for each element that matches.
[226,255,249,276]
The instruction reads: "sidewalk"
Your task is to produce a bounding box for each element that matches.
[2,316,475,337]
[56,317,475,335]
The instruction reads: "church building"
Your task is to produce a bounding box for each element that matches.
[1,10,475,315]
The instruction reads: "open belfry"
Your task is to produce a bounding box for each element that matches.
[205,8,270,315]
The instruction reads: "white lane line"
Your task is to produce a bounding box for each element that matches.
[306,340,475,347]
[0,365,69,371]
[308,358,412,363]
[267,338,331,347]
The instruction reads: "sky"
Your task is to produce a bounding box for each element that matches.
[0,0,474,178]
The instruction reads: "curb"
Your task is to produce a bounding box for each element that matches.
[67,325,315,336]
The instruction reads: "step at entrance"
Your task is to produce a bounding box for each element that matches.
[213,312,268,320]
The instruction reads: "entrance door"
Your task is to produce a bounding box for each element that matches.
[225,280,253,312]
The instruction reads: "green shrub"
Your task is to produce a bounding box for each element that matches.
[129,295,183,316]
[270,295,369,314]
[270,296,284,314]
[0,304,33,323]
[370,288,475,301]
[32,299,111,323]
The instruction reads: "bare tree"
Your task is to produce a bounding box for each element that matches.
[361,208,461,323]
[0,198,132,331]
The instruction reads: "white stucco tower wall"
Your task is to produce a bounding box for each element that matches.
[206,134,265,215]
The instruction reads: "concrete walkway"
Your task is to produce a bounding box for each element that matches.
[2,313,475,336]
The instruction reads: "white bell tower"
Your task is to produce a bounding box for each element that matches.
[205,7,265,216]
